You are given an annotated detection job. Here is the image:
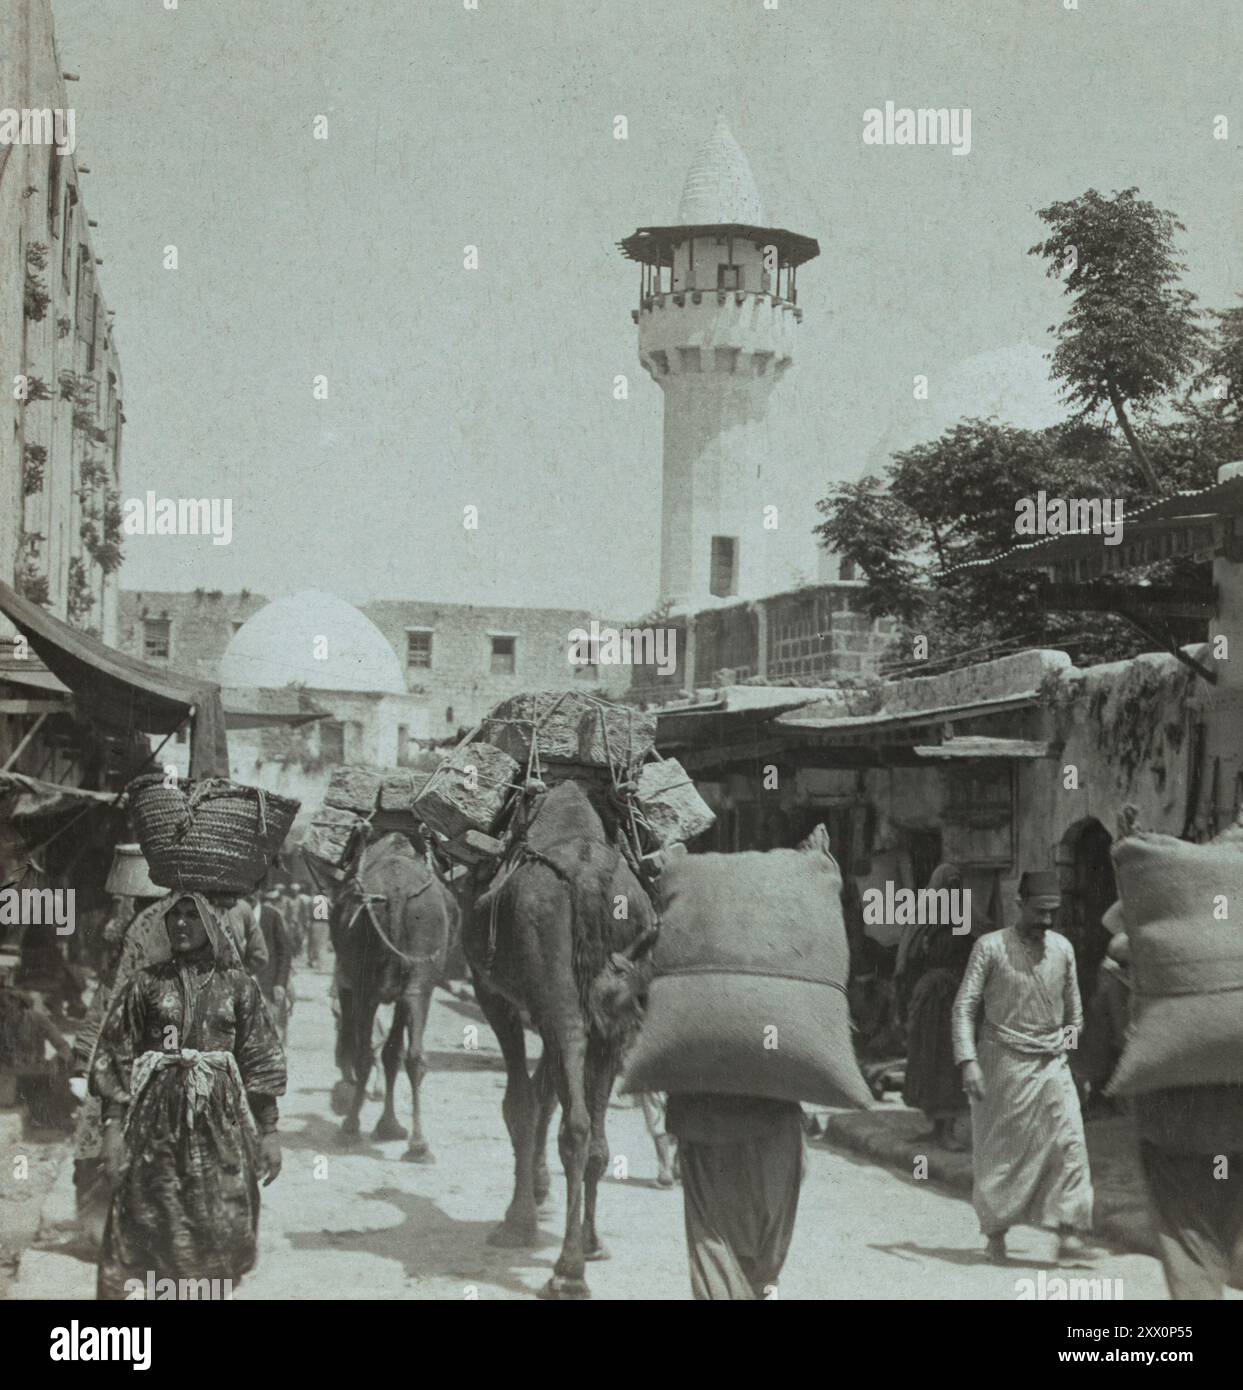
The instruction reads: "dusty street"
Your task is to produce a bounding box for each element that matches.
[15,957,1170,1301]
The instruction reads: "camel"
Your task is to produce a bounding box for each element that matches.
[333,827,459,1162]
[464,777,656,1300]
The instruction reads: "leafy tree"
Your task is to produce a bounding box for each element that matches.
[1029,188,1203,492]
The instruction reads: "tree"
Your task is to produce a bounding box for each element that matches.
[816,420,1154,669]
[1029,188,1203,493]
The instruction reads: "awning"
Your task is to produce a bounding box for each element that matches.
[913,737,1055,760]
[0,578,228,777]
[0,771,114,820]
[221,687,331,730]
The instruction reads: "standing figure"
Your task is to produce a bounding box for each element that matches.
[901,863,975,1150]
[255,887,293,1043]
[951,868,1095,1263]
[90,894,285,1300]
[69,890,168,1244]
[666,1093,804,1300]
[637,1092,678,1188]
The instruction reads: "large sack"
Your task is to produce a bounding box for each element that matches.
[301,805,361,870]
[1108,831,1243,1096]
[483,691,655,770]
[621,837,873,1109]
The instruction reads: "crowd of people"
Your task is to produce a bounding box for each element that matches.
[5,816,1241,1303]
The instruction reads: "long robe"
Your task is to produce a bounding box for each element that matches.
[89,923,286,1300]
[951,927,1093,1236]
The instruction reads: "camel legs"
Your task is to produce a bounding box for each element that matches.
[399,986,435,1163]
[540,1020,591,1300]
[339,995,379,1141]
[373,1004,409,1142]
[474,976,539,1247]
[582,1040,615,1262]
[532,1054,558,1206]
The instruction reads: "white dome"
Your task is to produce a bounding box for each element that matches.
[219,590,406,695]
[677,112,766,226]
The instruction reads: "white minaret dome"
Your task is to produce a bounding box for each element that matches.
[677,111,767,225]
[220,589,405,694]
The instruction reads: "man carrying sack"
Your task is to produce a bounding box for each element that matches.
[952,867,1097,1263]
[1108,808,1243,1299]
[666,1094,804,1300]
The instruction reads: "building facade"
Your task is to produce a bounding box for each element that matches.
[118,589,633,744]
[1,0,124,644]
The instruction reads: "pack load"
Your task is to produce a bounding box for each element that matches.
[324,766,385,815]
[411,691,711,868]
[482,690,656,771]
[300,804,363,871]
[620,830,874,1109]
[1107,829,1243,1096]
[411,741,520,843]
[634,758,715,849]
[127,773,300,895]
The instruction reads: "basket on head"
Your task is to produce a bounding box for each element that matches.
[127,773,301,896]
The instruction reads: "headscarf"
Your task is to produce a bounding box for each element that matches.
[160,892,243,968]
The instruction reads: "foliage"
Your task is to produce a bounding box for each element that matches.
[79,488,124,575]
[1029,188,1203,491]
[23,443,47,496]
[21,376,51,404]
[16,534,49,608]
[66,558,96,626]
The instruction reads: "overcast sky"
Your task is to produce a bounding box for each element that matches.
[54,0,1242,616]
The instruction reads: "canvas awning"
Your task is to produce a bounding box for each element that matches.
[0,578,228,777]
[0,771,114,820]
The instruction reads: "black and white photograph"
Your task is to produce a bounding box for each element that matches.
[0,0,1241,1349]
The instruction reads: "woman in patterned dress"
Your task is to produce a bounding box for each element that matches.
[90,893,286,1300]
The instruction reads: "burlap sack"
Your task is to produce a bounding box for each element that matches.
[1107,831,1243,1096]
[621,839,873,1109]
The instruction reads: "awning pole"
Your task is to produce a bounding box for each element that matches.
[2,713,49,772]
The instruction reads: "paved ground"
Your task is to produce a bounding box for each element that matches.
[10,958,1180,1300]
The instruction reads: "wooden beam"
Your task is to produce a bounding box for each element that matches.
[0,699,68,715]
[1037,580,1214,620]
[2,712,49,770]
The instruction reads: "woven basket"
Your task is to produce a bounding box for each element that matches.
[128,773,301,895]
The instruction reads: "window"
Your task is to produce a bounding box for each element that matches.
[142,618,171,660]
[840,556,857,581]
[490,635,516,675]
[319,721,345,763]
[710,536,738,598]
[61,187,75,285]
[717,264,740,291]
[406,629,432,669]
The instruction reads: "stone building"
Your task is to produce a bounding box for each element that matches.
[117,588,632,761]
[1,0,124,644]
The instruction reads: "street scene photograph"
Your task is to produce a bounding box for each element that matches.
[0,0,1241,1352]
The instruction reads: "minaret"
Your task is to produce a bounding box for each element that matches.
[620,113,819,611]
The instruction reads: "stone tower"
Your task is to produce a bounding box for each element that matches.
[620,113,819,611]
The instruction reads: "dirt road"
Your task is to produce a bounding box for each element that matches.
[13,959,1170,1300]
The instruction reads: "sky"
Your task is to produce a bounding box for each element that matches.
[52,0,1243,617]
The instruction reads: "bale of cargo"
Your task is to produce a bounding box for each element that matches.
[379,770,419,813]
[621,827,873,1109]
[483,691,655,771]
[324,766,383,815]
[1107,830,1243,1096]
[635,758,715,847]
[413,740,519,842]
[128,774,300,895]
[301,805,362,869]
